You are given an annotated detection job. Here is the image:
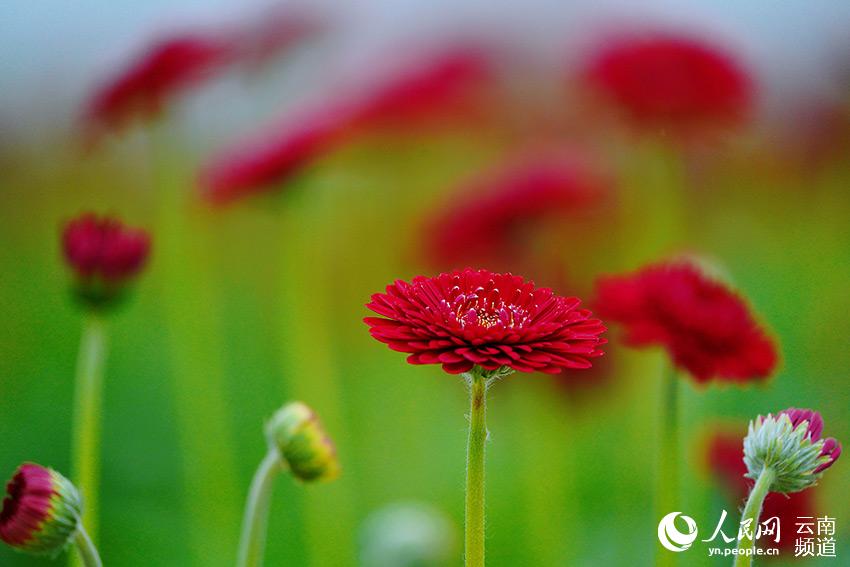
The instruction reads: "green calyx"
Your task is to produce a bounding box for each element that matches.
[743,414,831,494]
[20,470,82,557]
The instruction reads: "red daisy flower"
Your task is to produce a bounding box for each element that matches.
[584,34,752,133]
[705,431,815,552]
[594,261,777,383]
[365,268,606,374]
[424,151,609,273]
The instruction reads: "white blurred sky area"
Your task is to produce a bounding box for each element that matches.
[0,0,849,141]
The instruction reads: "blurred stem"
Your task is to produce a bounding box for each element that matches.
[237,450,284,567]
[149,124,240,562]
[74,525,102,567]
[464,369,487,567]
[733,468,775,567]
[70,313,107,552]
[656,366,680,567]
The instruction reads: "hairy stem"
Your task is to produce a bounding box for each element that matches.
[733,468,776,567]
[464,369,488,567]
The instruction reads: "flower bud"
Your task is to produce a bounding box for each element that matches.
[0,463,82,557]
[744,409,841,493]
[62,213,151,309]
[266,402,339,482]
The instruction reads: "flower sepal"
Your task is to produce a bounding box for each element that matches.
[744,411,841,494]
[265,402,339,482]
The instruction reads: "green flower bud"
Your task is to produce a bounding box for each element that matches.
[743,413,835,493]
[266,402,339,482]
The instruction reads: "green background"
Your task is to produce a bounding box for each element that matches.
[1,121,848,567]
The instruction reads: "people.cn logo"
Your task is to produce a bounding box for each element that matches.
[658,512,699,552]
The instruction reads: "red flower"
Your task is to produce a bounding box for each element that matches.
[198,48,494,204]
[365,268,606,374]
[584,34,752,133]
[83,36,235,137]
[62,213,150,309]
[82,10,323,141]
[348,48,493,130]
[1,464,82,555]
[199,102,352,204]
[595,262,777,382]
[705,431,814,552]
[778,408,841,473]
[424,152,609,272]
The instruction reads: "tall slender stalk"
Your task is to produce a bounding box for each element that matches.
[74,525,103,567]
[733,468,775,567]
[70,313,108,556]
[464,370,487,567]
[656,366,680,567]
[237,451,284,567]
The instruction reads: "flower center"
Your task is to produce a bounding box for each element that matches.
[443,286,529,330]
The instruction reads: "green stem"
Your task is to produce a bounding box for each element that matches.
[733,468,775,567]
[70,314,107,548]
[656,366,680,567]
[74,525,102,567]
[464,370,487,567]
[237,450,284,567]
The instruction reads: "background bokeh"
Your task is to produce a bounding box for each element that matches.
[1,1,849,566]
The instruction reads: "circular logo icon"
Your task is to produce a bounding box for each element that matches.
[657,512,698,552]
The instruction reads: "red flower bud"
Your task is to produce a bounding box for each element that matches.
[61,213,151,308]
[0,464,82,557]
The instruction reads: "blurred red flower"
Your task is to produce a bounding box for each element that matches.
[424,151,610,275]
[595,262,777,383]
[365,268,606,374]
[63,213,151,284]
[83,36,235,136]
[584,34,752,134]
[706,430,815,552]
[198,48,495,204]
[199,103,351,204]
[348,48,494,130]
[82,9,323,141]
